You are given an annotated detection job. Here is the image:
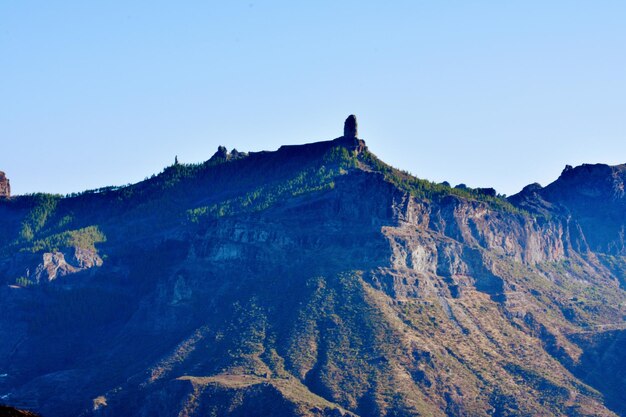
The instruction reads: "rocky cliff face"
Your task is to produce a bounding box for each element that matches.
[0,128,625,417]
[510,163,626,255]
[0,171,10,198]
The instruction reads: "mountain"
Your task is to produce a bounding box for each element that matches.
[1,116,625,417]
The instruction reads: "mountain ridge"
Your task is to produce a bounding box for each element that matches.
[1,117,625,416]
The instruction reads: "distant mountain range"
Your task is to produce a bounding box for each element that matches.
[1,116,625,416]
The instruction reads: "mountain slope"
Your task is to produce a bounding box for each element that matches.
[1,119,625,416]
[510,163,626,255]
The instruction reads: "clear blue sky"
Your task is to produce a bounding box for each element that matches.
[2,1,625,196]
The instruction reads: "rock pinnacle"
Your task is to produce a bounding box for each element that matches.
[343,115,358,139]
[0,171,10,198]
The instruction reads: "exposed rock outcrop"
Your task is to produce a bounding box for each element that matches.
[0,171,10,198]
[1,248,104,285]
[209,146,248,163]
[34,252,78,282]
[210,145,229,161]
[343,114,358,139]
[31,249,102,282]
[336,115,366,155]
[510,163,626,254]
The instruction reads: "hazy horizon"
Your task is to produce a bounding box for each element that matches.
[2,1,625,196]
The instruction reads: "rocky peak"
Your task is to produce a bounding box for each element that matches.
[562,164,574,175]
[510,162,626,254]
[547,163,624,199]
[0,170,10,198]
[211,146,229,161]
[343,114,358,139]
[230,148,244,159]
[209,146,248,163]
[334,115,366,155]
[521,182,543,193]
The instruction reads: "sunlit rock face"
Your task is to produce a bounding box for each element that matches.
[0,171,10,198]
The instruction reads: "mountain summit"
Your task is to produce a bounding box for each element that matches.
[344,114,358,139]
[0,118,625,416]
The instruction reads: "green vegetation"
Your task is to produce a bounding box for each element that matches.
[186,146,355,223]
[18,193,62,241]
[597,254,626,288]
[155,162,204,190]
[359,150,522,214]
[4,142,522,256]
[26,226,106,253]
[65,185,128,198]
[15,276,35,287]
[323,145,358,168]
